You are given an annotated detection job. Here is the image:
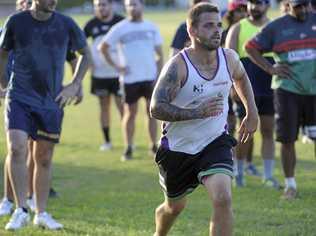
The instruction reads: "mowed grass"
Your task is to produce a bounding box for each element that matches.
[0,9,316,236]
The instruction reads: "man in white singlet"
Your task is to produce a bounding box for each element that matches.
[150,3,258,236]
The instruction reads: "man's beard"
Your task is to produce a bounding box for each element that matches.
[250,10,264,20]
[197,37,218,51]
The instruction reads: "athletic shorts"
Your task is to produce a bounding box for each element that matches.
[91,77,121,97]
[155,133,237,200]
[123,81,155,105]
[274,88,316,142]
[236,95,274,118]
[5,99,64,143]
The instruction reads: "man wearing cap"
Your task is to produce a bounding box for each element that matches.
[226,0,279,189]
[246,0,316,199]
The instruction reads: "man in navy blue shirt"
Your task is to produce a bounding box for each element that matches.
[0,0,90,230]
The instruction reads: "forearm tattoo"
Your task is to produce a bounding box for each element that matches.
[151,62,203,121]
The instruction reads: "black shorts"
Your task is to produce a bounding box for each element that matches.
[123,81,154,104]
[155,133,237,200]
[236,95,274,118]
[91,77,121,97]
[274,88,316,142]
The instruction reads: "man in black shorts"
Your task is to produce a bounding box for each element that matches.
[84,0,124,151]
[151,3,258,235]
[100,0,164,161]
[246,0,316,199]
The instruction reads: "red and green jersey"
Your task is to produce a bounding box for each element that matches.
[246,13,316,95]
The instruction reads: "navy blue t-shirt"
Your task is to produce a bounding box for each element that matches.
[170,22,190,50]
[0,11,87,109]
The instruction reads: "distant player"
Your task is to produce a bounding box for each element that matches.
[151,3,258,235]
[0,0,90,230]
[246,0,316,199]
[100,0,163,161]
[84,0,124,151]
[226,0,279,188]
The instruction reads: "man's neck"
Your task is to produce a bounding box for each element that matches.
[97,12,114,23]
[128,16,143,22]
[30,7,53,21]
[248,15,269,27]
[190,45,218,66]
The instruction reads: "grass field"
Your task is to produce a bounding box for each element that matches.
[0,10,316,236]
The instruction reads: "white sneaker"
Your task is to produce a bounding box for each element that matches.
[5,208,30,230]
[99,142,112,151]
[0,198,13,216]
[26,197,36,213]
[34,212,63,230]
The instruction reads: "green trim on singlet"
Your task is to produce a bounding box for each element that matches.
[238,18,273,58]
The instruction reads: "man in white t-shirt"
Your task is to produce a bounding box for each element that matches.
[100,0,164,161]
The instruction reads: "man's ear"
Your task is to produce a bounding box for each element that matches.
[187,24,197,38]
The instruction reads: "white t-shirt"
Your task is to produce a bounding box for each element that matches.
[103,19,163,84]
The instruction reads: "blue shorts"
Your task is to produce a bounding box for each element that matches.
[5,99,64,143]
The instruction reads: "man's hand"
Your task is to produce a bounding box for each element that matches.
[195,96,224,119]
[115,65,130,75]
[55,82,81,108]
[73,85,83,105]
[238,111,258,143]
[268,63,293,79]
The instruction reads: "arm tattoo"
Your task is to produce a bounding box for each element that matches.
[151,61,204,121]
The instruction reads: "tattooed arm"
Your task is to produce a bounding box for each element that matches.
[150,54,224,122]
[224,48,258,143]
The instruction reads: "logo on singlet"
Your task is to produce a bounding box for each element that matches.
[193,84,204,94]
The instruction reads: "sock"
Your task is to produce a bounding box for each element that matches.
[263,159,274,180]
[102,127,110,143]
[285,178,296,190]
[22,207,28,213]
[237,159,244,177]
[125,145,133,155]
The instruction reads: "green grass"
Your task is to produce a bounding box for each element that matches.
[0,10,316,236]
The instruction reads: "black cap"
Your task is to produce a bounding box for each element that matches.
[289,0,310,7]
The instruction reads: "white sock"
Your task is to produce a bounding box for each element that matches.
[285,178,297,190]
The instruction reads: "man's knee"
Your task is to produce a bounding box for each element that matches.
[212,191,232,209]
[162,200,186,216]
[7,141,27,161]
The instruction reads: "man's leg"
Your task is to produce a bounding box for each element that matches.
[6,130,29,209]
[204,174,233,236]
[4,156,14,201]
[33,140,55,213]
[260,115,278,187]
[122,102,138,159]
[27,140,34,198]
[0,157,15,217]
[146,98,157,152]
[154,197,187,236]
[114,95,124,118]
[99,95,112,149]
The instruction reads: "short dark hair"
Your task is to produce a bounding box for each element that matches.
[187,3,219,28]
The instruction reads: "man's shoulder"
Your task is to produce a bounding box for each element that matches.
[84,16,98,28]
[265,14,290,29]
[113,14,125,22]
[5,11,30,24]
[53,12,77,25]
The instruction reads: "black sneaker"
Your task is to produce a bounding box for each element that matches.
[49,188,59,198]
[121,147,133,162]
